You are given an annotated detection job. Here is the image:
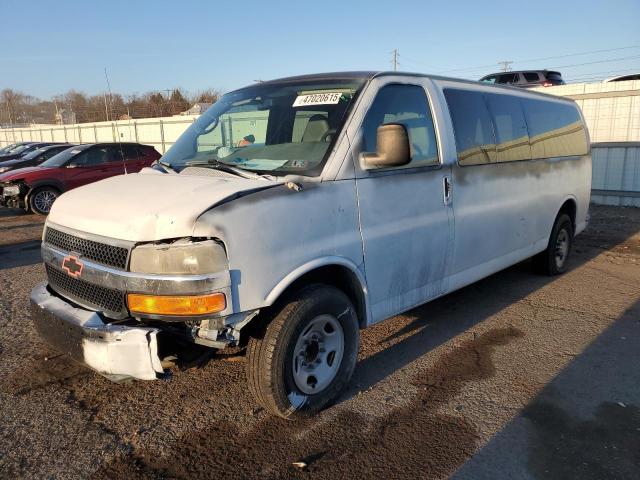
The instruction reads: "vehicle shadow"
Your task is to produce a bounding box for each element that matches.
[0,208,30,219]
[342,205,640,402]
[0,239,42,269]
[451,298,640,480]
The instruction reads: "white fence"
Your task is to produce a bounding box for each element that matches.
[0,115,199,154]
[591,142,640,207]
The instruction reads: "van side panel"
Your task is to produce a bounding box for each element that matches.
[447,156,590,292]
[434,80,591,294]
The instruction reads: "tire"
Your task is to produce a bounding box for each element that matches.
[29,187,59,215]
[246,284,359,419]
[534,213,573,275]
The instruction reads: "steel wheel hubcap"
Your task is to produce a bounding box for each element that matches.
[292,314,344,395]
[555,229,569,268]
[34,190,57,213]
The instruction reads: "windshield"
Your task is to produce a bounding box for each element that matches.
[40,145,86,167]
[6,144,31,155]
[161,78,366,176]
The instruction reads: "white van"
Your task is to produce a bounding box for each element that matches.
[31,72,591,418]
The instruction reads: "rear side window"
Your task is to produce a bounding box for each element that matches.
[522,99,588,158]
[524,72,540,82]
[362,84,438,168]
[496,73,518,84]
[545,72,563,81]
[443,89,496,165]
[484,93,531,162]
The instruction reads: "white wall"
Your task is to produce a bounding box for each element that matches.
[0,115,199,153]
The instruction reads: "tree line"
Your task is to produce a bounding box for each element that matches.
[0,87,221,126]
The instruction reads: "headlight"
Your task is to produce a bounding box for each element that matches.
[0,167,9,173]
[130,239,227,274]
[2,184,20,196]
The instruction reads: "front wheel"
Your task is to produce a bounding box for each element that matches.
[29,187,59,215]
[534,213,573,275]
[246,284,359,419]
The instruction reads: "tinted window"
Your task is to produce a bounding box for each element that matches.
[481,75,498,84]
[443,89,496,165]
[362,84,438,167]
[484,93,531,162]
[76,147,109,166]
[524,72,540,82]
[522,98,588,158]
[545,72,563,81]
[496,73,518,84]
[43,146,68,159]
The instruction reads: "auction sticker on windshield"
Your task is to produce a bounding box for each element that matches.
[293,92,342,107]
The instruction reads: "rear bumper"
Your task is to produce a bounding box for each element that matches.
[30,281,164,381]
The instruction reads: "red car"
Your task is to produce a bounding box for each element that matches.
[0,143,161,215]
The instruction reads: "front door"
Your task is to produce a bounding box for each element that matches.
[354,82,453,323]
[64,145,117,190]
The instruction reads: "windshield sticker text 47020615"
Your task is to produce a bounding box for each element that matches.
[293,92,342,107]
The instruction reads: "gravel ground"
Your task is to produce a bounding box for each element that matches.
[0,205,638,479]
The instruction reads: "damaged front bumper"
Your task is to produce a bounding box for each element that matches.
[30,281,164,381]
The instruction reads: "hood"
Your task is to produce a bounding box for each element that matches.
[0,166,57,182]
[47,169,282,242]
[0,158,34,172]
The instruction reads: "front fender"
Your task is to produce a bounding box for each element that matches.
[264,256,371,325]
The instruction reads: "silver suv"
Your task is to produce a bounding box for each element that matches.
[480,70,565,88]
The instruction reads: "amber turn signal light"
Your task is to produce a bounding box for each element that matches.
[127,292,226,316]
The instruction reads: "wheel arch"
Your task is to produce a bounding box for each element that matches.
[557,196,577,233]
[264,257,371,328]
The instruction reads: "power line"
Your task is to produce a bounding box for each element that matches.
[551,54,640,69]
[437,45,640,74]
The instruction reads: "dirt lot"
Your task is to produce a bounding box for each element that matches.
[0,205,638,479]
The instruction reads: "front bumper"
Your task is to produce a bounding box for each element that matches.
[30,281,164,381]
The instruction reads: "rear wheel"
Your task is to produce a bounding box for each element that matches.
[29,187,59,215]
[534,213,573,275]
[246,284,359,419]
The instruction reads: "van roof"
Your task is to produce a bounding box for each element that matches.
[251,71,574,102]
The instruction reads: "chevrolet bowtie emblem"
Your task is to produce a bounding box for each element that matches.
[62,255,83,278]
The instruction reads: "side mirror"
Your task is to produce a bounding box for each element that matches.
[66,162,79,169]
[360,123,411,169]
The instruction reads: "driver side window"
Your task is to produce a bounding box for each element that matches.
[362,84,439,168]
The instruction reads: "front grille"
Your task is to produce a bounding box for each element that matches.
[46,264,126,314]
[45,228,129,269]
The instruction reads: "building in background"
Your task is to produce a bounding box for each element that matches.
[179,103,212,116]
[533,79,640,206]
[54,108,76,125]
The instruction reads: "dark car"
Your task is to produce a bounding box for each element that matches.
[604,73,640,82]
[0,144,74,174]
[0,142,58,162]
[0,142,161,215]
[0,142,26,154]
[479,70,565,88]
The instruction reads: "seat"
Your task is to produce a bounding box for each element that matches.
[301,114,329,142]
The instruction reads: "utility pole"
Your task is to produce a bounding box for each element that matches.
[392,49,399,71]
[104,93,110,121]
[498,60,513,72]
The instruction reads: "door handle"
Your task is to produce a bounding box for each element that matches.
[443,176,452,206]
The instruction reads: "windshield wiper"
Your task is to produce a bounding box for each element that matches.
[154,160,178,173]
[187,157,272,181]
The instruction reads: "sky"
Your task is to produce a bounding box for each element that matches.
[1,0,639,99]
